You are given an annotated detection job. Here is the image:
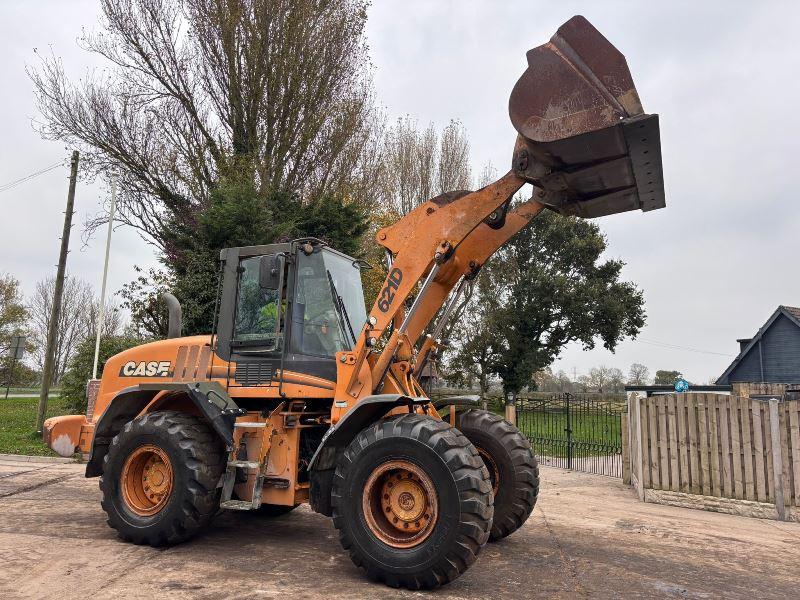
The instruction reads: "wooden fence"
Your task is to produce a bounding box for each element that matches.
[731,382,789,398]
[627,393,800,519]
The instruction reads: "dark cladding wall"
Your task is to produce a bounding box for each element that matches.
[725,314,800,384]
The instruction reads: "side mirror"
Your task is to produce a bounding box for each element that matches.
[259,254,285,291]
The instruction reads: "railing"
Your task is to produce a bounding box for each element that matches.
[516,393,625,477]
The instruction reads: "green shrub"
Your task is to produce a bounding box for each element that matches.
[60,335,143,414]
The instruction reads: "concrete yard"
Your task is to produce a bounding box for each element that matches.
[1,455,798,599]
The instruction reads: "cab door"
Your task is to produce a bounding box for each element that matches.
[215,245,290,389]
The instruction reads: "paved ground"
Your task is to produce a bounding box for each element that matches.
[1,457,799,599]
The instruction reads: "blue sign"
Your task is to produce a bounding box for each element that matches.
[674,379,689,393]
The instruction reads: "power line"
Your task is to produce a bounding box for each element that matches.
[0,161,64,193]
[637,338,733,357]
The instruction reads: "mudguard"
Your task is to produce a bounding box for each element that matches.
[432,395,481,410]
[85,381,244,477]
[308,394,431,517]
[309,394,430,471]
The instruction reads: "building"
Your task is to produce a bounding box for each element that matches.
[715,305,800,397]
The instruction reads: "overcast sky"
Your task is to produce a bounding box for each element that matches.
[1,1,799,384]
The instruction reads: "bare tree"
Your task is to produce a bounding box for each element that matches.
[477,162,498,188]
[382,117,473,215]
[554,369,573,393]
[628,362,651,385]
[532,367,556,392]
[383,118,425,215]
[580,366,626,393]
[86,298,125,340]
[582,365,625,393]
[28,276,96,383]
[30,0,378,256]
[437,120,472,194]
[608,367,625,393]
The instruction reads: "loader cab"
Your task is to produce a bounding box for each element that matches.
[215,239,367,385]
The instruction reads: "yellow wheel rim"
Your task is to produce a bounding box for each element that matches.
[121,445,174,516]
[362,460,438,549]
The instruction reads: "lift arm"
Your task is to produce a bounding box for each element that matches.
[331,15,666,422]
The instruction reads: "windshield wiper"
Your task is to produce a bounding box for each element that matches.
[327,270,357,347]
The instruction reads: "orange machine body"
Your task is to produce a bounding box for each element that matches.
[43,182,543,508]
[43,14,664,512]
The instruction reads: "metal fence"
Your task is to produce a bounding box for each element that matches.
[516,393,625,477]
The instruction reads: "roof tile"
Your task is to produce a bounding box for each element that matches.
[783,306,800,321]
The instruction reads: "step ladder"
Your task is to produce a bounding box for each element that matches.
[219,421,269,511]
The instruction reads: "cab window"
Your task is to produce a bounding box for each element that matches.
[233,256,280,348]
[291,251,349,358]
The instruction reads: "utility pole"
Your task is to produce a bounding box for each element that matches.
[91,174,117,379]
[36,150,79,433]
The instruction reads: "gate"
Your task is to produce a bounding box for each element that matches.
[516,393,624,477]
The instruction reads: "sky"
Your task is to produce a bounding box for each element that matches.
[1,1,799,384]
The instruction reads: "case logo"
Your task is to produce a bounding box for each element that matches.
[119,361,172,377]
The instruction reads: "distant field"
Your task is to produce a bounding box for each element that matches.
[0,396,69,456]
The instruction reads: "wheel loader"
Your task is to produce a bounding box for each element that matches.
[43,16,664,589]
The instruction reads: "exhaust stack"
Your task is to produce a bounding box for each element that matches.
[161,293,182,339]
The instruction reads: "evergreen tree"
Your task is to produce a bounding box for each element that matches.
[122,177,368,336]
[454,210,646,403]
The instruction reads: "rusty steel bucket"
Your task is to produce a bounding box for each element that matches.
[509,15,665,218]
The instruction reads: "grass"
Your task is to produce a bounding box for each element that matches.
[0,396,71,456]
[517,410,622,458]
[517,410,622,442]
[432,392,624,458]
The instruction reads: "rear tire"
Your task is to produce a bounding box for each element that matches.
[100,410,225,546]
[331,414,493,589]
[456,409,539,541]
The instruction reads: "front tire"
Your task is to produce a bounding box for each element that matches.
[332,414,493,589]
[456,409,539,541]
[100,411,225,546]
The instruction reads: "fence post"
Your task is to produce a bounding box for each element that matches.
[506,391,517,426]
[627,392,645,501]
[622,413,630,484]
[635,394,645,501]
[769,399,787,521]
[565,393,573,470]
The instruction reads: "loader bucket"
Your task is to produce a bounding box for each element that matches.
[509,15,665,218]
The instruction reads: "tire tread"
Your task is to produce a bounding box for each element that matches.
[99,410,224,546]
[331,413,492,589]
[457,409,539,541]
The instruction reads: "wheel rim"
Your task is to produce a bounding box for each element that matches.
[362,460,439,548]
[121,444,173,516]
[477,446,500,496]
